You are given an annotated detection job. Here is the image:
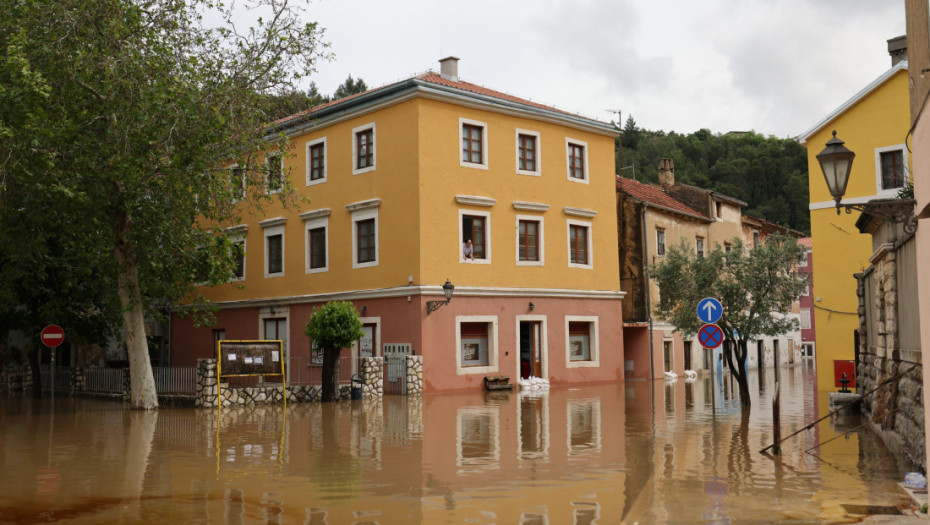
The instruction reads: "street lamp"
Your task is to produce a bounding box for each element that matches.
[816,130,916,232]
[426,279,454,315]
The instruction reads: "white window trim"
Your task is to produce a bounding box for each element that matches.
[515,315,548,381]
[656,228,666,257]
[265,154,284,194]
[516,214,544,266]
[873,144,908,195]
[565,315,599,368]
[801,274,810,296]
[262,220,286,278]
[354,316,382,359]
[305,137,327,186]
[459,209,492,264]
[258,306,290,381]
[459,117,489,170]
[566,219,593,269]
[565,138,589,184]
[455,315,499,375]
[352,122,376,175]
[515,128,541,176]
[351,206,379,269]
[229,230,246,282]
[303,212,329,274]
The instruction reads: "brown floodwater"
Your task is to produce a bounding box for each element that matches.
[0,363,917,524]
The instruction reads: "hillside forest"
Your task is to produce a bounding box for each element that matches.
[617,116,811,234]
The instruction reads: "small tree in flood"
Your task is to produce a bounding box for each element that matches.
[305,302,363,402]
[649,234,806,411]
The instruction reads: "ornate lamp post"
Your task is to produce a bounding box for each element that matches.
[426,279,454,315]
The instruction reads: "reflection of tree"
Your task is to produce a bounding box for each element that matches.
[726,410,752,489]
[122,410,158,520]
[306,403,364,503]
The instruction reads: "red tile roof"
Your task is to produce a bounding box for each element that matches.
[271,71,607,129]
[616,176,709,220]
[799,237,812,249]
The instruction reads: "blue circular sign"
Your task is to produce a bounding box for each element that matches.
[698,323,724,349]
[697,297,723,324]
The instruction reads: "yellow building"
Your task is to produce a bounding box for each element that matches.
[171,57,625,392]
[799,56,910,392]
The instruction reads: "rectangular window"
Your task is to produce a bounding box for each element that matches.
[518,134,536,172]
[696,237,705,258]
[801,274,810,296]
[267,234,283,275]
[353,123,376,174]
[880,149,905,190]
[519,220,539,262]
[462,214,487,260]
[266,155,283,194]
[715,201,723,219]
[356,218,375,264]
[230,165,245,201]
[801,309,812,330]
[460,322,489,366]
[462,124,483,164]
[568,322,592,361]
[308,227,326,269]
[232,240,245,280]
[656,228,666,256]
[565,139,588,182]
[753,232,761,249]
[569,225,588,265]
[308,140,326,183]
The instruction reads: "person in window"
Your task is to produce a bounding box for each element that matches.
[463,238,474,260]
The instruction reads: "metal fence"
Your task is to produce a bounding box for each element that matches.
[39,366,72,392]
[287,356,353,386]
[153,366,196,394]
[383,356,407,395]
[85,368,125,394]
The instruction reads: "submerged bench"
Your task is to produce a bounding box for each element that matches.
[484,375,513,391]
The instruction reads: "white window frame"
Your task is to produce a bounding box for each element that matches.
[515,214,544,266]
[258,306,290,381]
[350,204,379,269]
[565,138,589,184]
[799,251,809,267]
[459,209,492,264]
[515,128,541,176]
[352,122,376,175]
[261,218,286,278]
[301,210,330,274]
[801,308,812,330]
[696,236,705,258]
[566,219,593,269]
[874,144,908,195]
[565,315,599,368]
[459,117,489,170]
[228,227,247,282]
[455,315,499,375]
[515,315,548,381]
[305,137,327,186]
[265,154,284,194]
[656,228,666,257]
[801,274,810,296]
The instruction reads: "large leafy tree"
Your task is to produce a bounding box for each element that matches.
[649,235,806,410]
[0,0,328,409]
[304,301,363,403]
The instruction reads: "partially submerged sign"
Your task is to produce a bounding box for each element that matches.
[218,340,284,377]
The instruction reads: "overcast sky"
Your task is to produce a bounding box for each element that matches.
[298,0,905,139]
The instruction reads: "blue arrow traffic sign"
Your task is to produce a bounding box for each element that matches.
[697,297,723,324]
[698,323,724,349]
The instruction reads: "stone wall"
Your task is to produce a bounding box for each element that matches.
[856,236,925,470]
[406,355,423,395]
[359,356,383,398]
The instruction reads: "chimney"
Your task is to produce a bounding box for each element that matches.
[439,56,460,81]
[888,35,907,66]
[657,158,675,187]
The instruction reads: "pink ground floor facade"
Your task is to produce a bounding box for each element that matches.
[170,288,625,393]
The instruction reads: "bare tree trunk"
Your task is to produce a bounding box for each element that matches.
[724,337,752,410]
[113,206,158,410]
[321,345,339,402]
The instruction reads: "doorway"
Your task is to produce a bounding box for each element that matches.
[683,341,692,371]
[757,340,764,368]
[663,341,673,372]
[519,321,543,379]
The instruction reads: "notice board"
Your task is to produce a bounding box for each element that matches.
[217,340,284,377]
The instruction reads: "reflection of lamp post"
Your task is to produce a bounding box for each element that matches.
[426,280,454,315]
[817,130,916,231]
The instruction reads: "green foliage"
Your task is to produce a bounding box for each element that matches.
[333,75,368,99]
[304,301,364,352]
[618,121,810,234]
[649,234,806,408]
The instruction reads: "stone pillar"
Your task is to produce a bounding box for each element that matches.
[405,355,423,396]
[70,367,84,396]
[196,358,218,408]
[359,356,383,398]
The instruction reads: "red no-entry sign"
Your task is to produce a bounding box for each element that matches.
[40,325,65,348]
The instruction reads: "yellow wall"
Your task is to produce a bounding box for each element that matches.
[805,68,910,391]
[200,94,620,304]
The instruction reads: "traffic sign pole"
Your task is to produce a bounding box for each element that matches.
[40,325,65,399]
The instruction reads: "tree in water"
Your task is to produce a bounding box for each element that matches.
[650,234,806,411]
[304,301,364,402]
[0,0,329,409]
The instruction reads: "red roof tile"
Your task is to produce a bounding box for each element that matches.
[799,237,812,248]
[616,176,709,220]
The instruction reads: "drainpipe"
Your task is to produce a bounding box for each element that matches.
[642,202,655,381]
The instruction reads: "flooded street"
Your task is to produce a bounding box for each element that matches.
[0,363,917,524]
